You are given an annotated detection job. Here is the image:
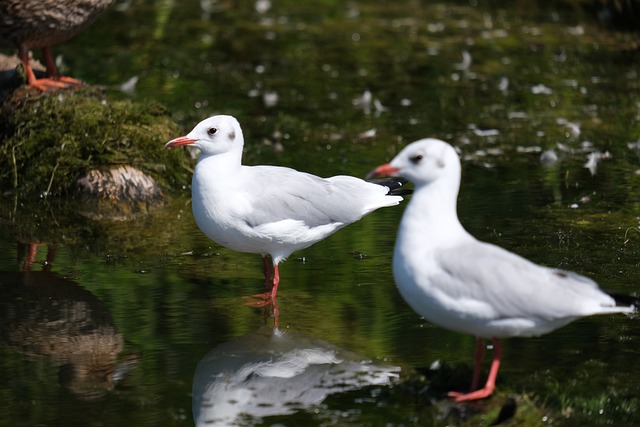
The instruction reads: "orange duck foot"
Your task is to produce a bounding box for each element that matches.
[20,48,85,92]
[29,76,85,91]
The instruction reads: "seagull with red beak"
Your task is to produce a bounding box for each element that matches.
[371,137,637,402]
[166,115,404,305]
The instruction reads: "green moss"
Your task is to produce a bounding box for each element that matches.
[0,87,193,199]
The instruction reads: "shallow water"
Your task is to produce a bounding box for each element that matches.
[1,0,640,425]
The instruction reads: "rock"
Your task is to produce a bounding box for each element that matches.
[76,165,166,220]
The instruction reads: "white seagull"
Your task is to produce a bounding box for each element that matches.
[165,115,403,304]
[370,138,637,402]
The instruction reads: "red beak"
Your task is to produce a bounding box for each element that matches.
[165,136,195,148]
[367,163,400,179]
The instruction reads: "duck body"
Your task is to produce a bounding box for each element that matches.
[0,0,114,90]
[0,0,113,50]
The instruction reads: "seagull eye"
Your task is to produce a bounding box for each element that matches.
[410,154,423,164]
[207,127,218,136]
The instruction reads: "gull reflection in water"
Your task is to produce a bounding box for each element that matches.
[193,326,400,426]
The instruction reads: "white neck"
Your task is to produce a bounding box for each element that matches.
[395,177,470,256]
[193,147,244,192]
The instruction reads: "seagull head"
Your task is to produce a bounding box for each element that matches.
[370,138,461,187]
[165,115,244,156]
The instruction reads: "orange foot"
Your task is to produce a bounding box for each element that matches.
[29,75,85,92]
[243,292,274,308]
[19,50,85,92]
[447,385,495,402]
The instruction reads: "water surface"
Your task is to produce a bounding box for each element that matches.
[1,0,640,425]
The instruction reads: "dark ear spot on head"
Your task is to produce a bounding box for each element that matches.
[436,146,447,168]
[228,130,236,141]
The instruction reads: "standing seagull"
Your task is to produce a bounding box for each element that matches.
[165,115,403,305]
[371,138,637,402]
[0,0,114,91]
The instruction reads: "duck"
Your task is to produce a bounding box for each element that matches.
[0,0,114,91]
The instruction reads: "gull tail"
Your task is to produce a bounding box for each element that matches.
[604,289,640,314]
[367,177,413,196]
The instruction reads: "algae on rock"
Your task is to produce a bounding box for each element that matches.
[0,88,193,201]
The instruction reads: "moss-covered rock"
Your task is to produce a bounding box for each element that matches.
[0,86,192,204]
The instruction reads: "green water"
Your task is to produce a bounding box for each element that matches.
[1,0,640,425]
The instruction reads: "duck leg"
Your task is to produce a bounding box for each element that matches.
[18,46,83,91]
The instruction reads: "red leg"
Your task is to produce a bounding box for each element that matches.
[262,255,273,290]
[270,265,280,300]
[272,298,280,329]
[244,257,277,308]
[22,243,39,272]
[470,337,485,391]
[448,338,503,402]
[258,290,280,328]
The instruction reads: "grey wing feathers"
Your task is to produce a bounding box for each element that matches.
[435,241,616,321]
[242,166,398,228]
